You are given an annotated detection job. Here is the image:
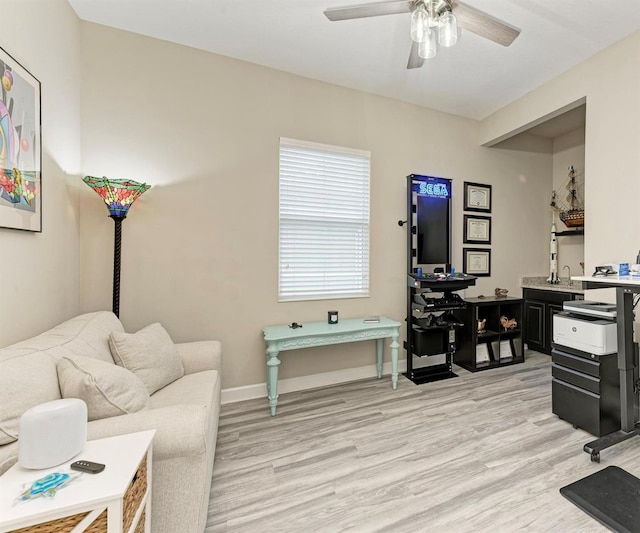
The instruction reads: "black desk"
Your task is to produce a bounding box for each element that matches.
[573,275,640,462]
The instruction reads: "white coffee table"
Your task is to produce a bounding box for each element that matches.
[0,430,155,533]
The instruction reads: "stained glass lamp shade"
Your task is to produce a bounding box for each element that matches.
[83,176,151,318]
[82,176,150,218]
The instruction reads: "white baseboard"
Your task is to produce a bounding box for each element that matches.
[221,359,408,405]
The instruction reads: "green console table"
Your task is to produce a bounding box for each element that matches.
[262,317,401,416]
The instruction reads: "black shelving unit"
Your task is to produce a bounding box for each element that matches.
[403,174,476,384]
[452,296,525,372]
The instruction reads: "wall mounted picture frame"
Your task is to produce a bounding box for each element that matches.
[463,214,491,244]
[0,46,42,232]
[463,181,491,213]
[463,248,491,277]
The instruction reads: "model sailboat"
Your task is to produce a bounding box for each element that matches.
[550,165,584,228]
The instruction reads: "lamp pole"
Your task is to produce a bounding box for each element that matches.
[110,215,125,317]
[83,176,151,318]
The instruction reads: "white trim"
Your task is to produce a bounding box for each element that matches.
[221,359,408,405]
[279,137,370,157]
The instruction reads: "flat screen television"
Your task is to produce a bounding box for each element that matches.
[414,176,451,269]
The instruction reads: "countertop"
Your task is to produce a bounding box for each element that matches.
[521,276,584,294]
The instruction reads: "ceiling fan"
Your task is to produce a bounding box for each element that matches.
[324,0,520,69]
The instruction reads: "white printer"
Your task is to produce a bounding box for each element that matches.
[553,301,617,355]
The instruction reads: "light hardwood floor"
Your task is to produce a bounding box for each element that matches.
[206,351,638,532]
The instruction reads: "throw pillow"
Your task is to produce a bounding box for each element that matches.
[0,351,61,445]
[108,323,184,394]
[57,355,149,421]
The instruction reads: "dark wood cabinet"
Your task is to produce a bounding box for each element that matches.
[523,288,582,354]
[524,300,544,347]
[452,296,524,372]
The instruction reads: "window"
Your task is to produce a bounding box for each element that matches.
[279,138,370,302]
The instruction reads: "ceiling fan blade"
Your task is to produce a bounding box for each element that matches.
[324,0,413,21]
[407,40,424,69]
[452,1,520,46]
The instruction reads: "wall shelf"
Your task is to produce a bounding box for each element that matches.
[556,228,584,236]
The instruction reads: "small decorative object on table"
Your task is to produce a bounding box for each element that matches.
[495,288,508,298]
[328,311,339,324]
[18,398,87,470]
[477,318,486,334]
[15,471,81,503]
[500,315,517,330]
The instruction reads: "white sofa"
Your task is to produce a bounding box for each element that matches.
[0,311,221,533]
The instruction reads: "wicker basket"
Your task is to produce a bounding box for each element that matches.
[134,510,145,533]
[123,456,147,533]
[10,456,147,533]
[9,510,107,533]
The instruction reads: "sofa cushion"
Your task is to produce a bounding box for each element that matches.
[0,351,61,445]
[148,370,219,410]
[109,323,184,394]
[57,355,150,421]
[5,312,123,364]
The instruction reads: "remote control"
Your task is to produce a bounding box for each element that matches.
[70,460,106,474]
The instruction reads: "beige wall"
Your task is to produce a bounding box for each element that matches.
[0,0,82,347]
[78,23,552,389]
[481,32,640,287]
[0,5,634,391]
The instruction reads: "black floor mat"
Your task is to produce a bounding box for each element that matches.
[560,466,640,533]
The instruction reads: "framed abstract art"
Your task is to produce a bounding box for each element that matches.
[0,46,41,232]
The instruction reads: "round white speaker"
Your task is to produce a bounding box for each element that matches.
[18,398,88,469]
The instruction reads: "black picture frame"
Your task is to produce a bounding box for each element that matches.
[463,247,491,277]
[0,45,42,232]
[463,214,491,244]
[464,181,491,213]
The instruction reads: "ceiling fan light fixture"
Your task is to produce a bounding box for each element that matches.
[418,28,437,59]
[324,0,521,70]
[410,4,428,43]
[426,1,439,28]
[438,11,458,47]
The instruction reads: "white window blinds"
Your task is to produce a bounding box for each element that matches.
[279,138,370,302]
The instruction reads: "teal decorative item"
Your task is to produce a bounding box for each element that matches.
[16,471,81,503]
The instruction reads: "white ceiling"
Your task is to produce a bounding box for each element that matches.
[67,0,640,121]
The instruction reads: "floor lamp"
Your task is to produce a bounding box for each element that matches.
[83,176,151,318]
